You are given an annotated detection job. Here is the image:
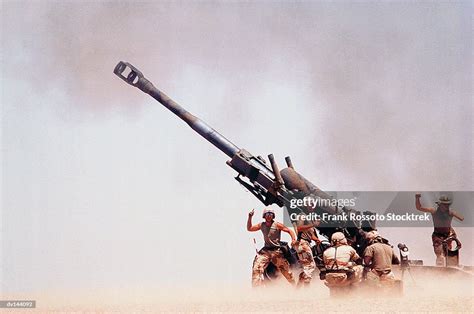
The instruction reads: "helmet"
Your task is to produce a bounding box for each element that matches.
[436,195,452,205]
[331,232,347,245]
[262,208,275,218]
[365,230,379,241]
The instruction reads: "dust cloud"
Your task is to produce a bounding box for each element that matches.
[1,1,472,312]
[3,275,473,313]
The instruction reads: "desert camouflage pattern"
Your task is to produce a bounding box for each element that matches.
[295,239,316,284]
[252,248,295,287]
[432,228,458,266]
[366,269,396,284]
[325,265,363,285]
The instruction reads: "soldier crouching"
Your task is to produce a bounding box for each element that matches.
[322,232,363,286]
[363,231,399,285]
[247,208,296,287]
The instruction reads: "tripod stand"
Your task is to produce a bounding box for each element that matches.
[398,243,417,286]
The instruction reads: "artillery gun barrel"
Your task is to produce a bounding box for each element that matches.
[114,61,240,158]
[114,61,377,252]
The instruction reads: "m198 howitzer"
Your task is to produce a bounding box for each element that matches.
[114,61,374,249]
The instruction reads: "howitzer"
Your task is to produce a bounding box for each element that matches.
[113,61,374,249]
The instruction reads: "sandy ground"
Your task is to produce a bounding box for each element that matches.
[3,274,473,313]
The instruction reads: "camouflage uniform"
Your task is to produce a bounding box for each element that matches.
[295,227,317,284]
[323,241,363,285]
[363,235,399,285]
[429,196,462,266]
[251,221,295,286]
[252,248,294,286]
[366,269,395,283]
[432,228,457,266]
[325,265,363,286]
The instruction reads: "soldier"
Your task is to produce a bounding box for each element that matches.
[247,208,297,287]
[363,231,400,285]
[322,232,363,286]
[415,194,464,266]
[294,219,320,287]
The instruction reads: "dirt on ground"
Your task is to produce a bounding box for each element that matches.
[3,274,473,313]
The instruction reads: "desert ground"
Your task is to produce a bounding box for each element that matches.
[3,272,473,313]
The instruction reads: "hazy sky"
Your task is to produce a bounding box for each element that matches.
[1,1,472,295]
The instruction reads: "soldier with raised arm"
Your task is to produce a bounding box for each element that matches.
[415,194,464,266]
[247,208,296,287]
